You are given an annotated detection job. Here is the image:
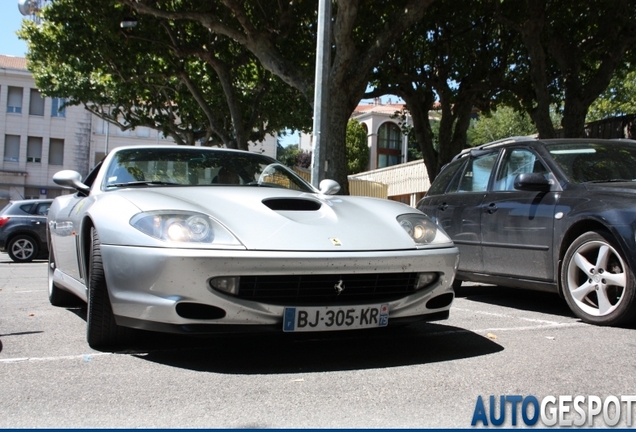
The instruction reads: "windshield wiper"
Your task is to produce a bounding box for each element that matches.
[107,180,181,188]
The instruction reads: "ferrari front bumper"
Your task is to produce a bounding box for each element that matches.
[100,244,460,333]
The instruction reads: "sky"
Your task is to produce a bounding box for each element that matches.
[1,1,29,57]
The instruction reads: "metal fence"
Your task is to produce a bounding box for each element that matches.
[555,114,636,139]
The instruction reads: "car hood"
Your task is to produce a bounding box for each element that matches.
[114,187,421,251]
[583,181,636,192]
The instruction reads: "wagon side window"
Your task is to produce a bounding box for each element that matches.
[454,151,498,193]
[493,149,548,191]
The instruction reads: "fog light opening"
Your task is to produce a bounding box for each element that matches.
[415,272,439,290]
[175,303,226,320]
[426,293,454,309]
[209,276,240,295]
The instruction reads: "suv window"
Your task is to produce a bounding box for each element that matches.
[427,158,467,196]
[11,201,51,216]
[18,203,35,215]
[35,202,51,215]
[452,151,499,193]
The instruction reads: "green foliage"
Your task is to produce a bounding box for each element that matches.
[277,143,300,168]
[467,106,538,146]
[587,69,636,122]
[18,0,311,149]
[276,143,311,169]
[345,120,369,175]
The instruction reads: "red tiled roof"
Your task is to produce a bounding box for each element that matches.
[353,103,405,115]
[0,55,28,70]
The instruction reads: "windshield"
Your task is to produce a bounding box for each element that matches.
[102,147,315,192]
[546,141,636,184]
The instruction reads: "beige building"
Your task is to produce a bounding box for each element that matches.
[0,54,277,207]
[299,99,433,206]
[299,99,412,171]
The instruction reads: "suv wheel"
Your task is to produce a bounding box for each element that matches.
[7,235,39,263]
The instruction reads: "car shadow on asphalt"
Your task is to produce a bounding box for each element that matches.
[116,321,503,374]
[455,283,575,318]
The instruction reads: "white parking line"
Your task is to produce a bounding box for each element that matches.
[451,306,587,332]
[0,352,112,363]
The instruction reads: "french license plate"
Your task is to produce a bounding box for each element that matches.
[283,304,389,332]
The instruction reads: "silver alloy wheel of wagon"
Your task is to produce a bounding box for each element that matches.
[562,231,636,326]
[8,235,38,262]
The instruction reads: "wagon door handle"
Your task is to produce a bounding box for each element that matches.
[438,203,448,211]
[485,203,498,214]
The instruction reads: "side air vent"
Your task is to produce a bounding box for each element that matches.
[262,198,322,211]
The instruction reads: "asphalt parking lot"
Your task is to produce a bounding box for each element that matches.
[1,251,635,428]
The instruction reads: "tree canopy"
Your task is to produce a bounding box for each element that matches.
[19,0,636,186]
[19,0,312,149]
[345,120,369,175]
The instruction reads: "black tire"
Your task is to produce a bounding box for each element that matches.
[561,231,636,326]
[48,244,81,307]
[86,227,133,350]
[452,278,463,290]
[7,235,38,263]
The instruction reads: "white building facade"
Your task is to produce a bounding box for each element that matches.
[299,100,412,172]
[0,55,277,207]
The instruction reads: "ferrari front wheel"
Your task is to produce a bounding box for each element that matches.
[86,227,133,350]
[561,231,636,326]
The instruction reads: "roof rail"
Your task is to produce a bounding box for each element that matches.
[611,138,636,144]
[453,135,538,160]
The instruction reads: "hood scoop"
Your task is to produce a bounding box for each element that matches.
[262,198,322,211]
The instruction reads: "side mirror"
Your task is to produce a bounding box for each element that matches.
[53,170,91,195]
[514,173,552,192]
[319,179,341,195]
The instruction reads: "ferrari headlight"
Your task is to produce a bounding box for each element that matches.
[130,211,241,245]
[397,214,452,245]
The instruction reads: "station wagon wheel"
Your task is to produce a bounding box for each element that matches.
[86,227,133,350]
[7,235,38,263]
[561,231,636,326]
[47,240,81,307]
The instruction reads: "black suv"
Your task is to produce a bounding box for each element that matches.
[418,137,636,326]
[0,199,53,262]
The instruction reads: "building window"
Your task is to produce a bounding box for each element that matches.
[94,151,106,167]
[3,135,20,162]
[24,187,41,199]
[116,126,131,136]
[7,87,23,114]
[29,89,45,116]
[47,189,64,199]
[377,122,402,168]
[27,136,43,163]
[51,97,66,118]
[49,139,64,165]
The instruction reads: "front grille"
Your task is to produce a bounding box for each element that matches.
[236,273,420,306]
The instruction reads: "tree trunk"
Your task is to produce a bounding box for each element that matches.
[399,87,439,180]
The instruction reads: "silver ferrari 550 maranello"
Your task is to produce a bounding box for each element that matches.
[47,145,459,349]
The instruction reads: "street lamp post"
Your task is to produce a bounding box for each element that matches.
[310,0,331,188]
